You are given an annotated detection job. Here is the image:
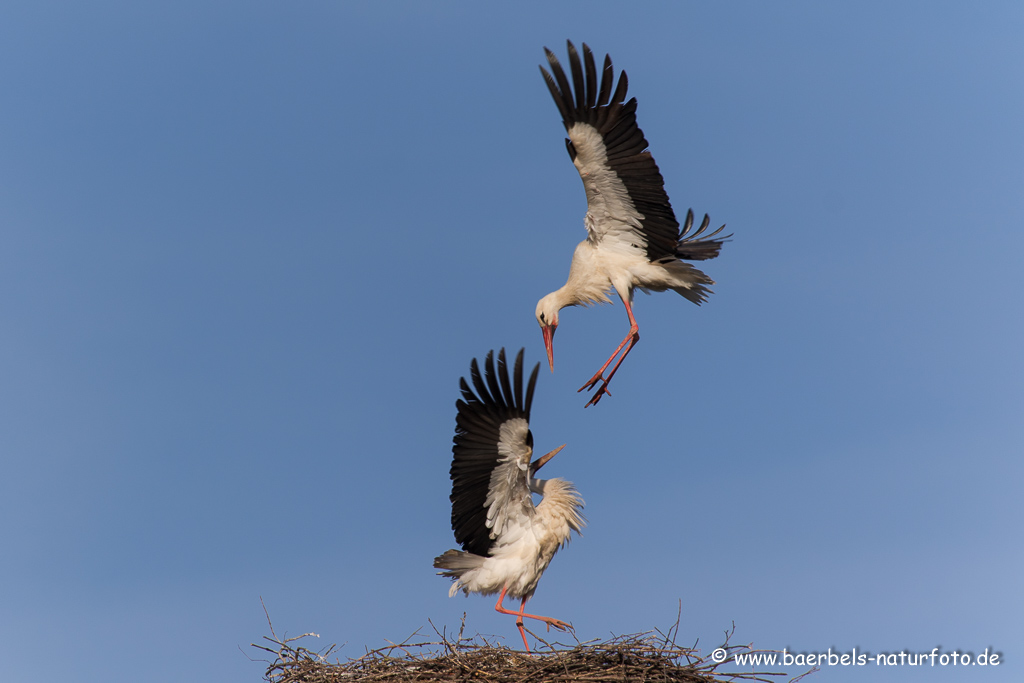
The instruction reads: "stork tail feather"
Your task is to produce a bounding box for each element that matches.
[434,549,487,598]
[433,549,486,576]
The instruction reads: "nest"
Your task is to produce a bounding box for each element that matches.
[250,607,810,683]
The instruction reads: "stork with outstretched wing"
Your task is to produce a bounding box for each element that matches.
[434,348,584,651]
[534,41,729,407]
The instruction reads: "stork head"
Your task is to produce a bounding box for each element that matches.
[535,295,560,372]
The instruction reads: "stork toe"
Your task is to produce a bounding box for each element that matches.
[544,617,572,632]
[583,382,612,407]
[578,371,606,393]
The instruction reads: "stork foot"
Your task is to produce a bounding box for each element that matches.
[578,328,639,407]
[580,380,612,408]
[517,616,573,652]
[497,588,575,649]
[578,368,606,393]
[539,616,573,633]
[578,367,614,407]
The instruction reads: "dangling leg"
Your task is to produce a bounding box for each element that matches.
[494,586,573,652]
[579,297,640,407]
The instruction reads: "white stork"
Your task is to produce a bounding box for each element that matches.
[535,41,729,407]
[434,348,585,652]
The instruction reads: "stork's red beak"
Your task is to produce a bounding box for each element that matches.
[541,324,556,372]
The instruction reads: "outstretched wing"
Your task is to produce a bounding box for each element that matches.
[540,40,680,261]
[449,348,541,557]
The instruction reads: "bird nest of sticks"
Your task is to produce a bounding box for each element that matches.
[251,610,810,683]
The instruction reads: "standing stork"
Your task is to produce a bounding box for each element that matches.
[434,348,585,652]
[535,41,729,407]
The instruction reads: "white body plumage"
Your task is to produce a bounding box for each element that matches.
[444,474,584,600]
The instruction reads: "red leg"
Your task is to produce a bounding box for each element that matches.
[494,587,573,652]
[579,298,640,407]
[514,597,530,652]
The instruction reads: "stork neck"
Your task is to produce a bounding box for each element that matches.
[551,284,583,309]
[558,244,615,307]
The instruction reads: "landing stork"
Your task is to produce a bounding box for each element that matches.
[535,41,729,407]
[434,348,585,652]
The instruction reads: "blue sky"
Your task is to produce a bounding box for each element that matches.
[2,2,1021,682]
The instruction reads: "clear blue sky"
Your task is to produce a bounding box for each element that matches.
[2,2,1021,682]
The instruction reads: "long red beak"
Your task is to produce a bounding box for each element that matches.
[541,324,556,372]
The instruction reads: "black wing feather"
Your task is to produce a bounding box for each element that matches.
[496,349,514,411]
[597,54,614,108]
[539,67,572,127]
[512,349,524,413]
[523,360,539,418]
[675,209,731,261]
[567,42,586,112]
[468,358,491,407]
[544,48,575,125]
[483,351,506,413]
[582,44,598,109]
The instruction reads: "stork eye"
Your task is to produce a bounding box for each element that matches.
[539,312,546,323]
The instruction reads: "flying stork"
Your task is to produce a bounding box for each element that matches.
[535,41,729,407]
[434,348,585,652]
